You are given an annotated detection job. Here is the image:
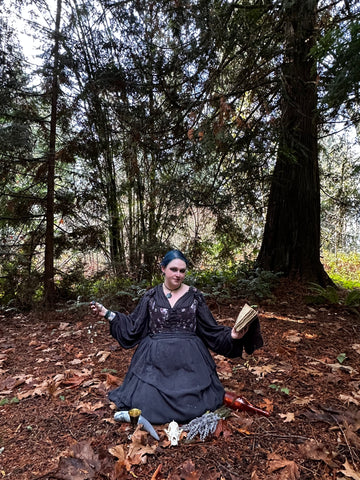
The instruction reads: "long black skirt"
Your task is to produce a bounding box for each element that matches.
[108,332,225,424]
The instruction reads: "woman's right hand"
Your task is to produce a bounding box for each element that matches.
[231,325,249,340]
[90,301,107,317]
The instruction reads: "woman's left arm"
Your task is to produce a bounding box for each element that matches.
[195,293,263,358]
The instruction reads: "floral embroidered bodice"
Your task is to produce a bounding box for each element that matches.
[148,296,197,334]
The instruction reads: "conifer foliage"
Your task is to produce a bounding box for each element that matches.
[0,0,359,306]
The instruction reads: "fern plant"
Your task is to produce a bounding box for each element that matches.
[306,283,360,315]
[306,283,340,305]
[344,288,360,308]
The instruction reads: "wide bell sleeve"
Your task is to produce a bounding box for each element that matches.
[109,289,154,349]
[194,290,263,358]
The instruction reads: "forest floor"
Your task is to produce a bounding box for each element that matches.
[1,280,360,480]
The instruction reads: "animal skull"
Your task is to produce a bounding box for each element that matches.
[164,420,182,446]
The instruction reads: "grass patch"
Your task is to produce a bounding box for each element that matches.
[323,251,360,289]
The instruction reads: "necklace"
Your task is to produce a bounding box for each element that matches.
[163,283,182,298]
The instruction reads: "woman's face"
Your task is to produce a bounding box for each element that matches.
[162,259,187,288]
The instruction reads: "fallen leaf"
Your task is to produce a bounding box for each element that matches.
[20,379,50,398]
[128,427,157,462]
[47,379,63,397]
[276,345,297,356]
[340,393,360,406]
[69,359,83,365]
[308,357,357,374]
[259,398,274,413]
[53,374,65,383]
[113,457,131,476]
[291,395,314,406]
[109,426,157,473]
[340,459,360,480]
[108,444,126,460]
[175,459,201,480]
[304,333,317,339]
[267,453,300,479]
[64,343,74,353]
[105,373,122,389]
[217,370,233,380]
[0,374,29,392]
[343,423,360,450]
[299,366,323,376]
[213,418,232,439]
[62,375,88,388]
[279,412,295,422]
[249,364,278,377]
[35,344,49,351]
[76,401,105,414]
[54,441,101,480]
[326,363,357,374]
[284,330,302,343]
[231,416,254,435]
[96,350,111,363]
[298,439,338,467]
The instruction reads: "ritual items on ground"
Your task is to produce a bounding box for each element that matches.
[182,411,221,442]
[164,421,182,446]
[223,391,270,417]
[114,410,160,440]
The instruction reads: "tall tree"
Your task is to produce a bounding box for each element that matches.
[43,0,63,306]
[0,5,45,306]
[256,0,330,282]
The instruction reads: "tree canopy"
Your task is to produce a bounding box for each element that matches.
[1,0,359,306]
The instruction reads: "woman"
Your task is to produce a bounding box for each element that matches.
[90,249,263,424]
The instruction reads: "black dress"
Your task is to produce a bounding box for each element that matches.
[108,285,263,424]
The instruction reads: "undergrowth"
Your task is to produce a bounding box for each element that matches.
[186,265,280,301]
[78,263,280,312]
[305,251,360,313]
[305,283,360,315]
[323,251,360,289]
[1,261,280,313]
[2,249,359,313]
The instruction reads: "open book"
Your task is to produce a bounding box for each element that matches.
[234,303,258,332]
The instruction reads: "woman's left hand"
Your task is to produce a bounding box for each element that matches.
[231,325,249,339]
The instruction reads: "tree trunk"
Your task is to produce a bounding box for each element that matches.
[256,0,331,285]
[105,152,126,275]
[44,0,62,307]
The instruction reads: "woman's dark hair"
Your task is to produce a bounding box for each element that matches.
[160,249,189,268]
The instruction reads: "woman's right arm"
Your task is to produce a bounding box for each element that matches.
[89,292,151,348]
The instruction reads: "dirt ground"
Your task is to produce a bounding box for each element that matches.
[1,280,360,480]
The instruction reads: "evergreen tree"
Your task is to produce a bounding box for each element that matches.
[0,9,42,306]
[256,0,329,282]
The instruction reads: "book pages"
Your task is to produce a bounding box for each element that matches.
[234,303,257,332]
